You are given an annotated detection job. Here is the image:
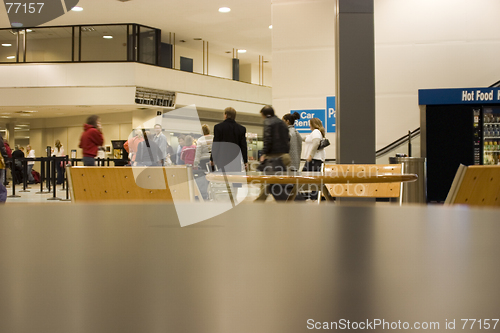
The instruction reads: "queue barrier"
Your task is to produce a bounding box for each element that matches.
[323,164,403,199]
[3,156,130,201]
[67,166,197,203]
[445,165,500,207]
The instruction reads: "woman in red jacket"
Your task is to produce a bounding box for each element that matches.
[79,115,104,166]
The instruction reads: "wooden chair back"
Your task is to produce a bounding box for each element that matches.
[323,164,403,198]
[446,165,500,207]
[67,166,195,203]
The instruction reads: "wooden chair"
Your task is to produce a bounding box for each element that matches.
[322,164,403,201]
[445,165,500,207]
[67,166,201,203]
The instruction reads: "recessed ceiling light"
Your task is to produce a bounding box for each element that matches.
[103,36,113,39]
[7,56,15,59]
[219,7,231,13]
[237,49,247,54]
[269,25,273,29]
[26,29,33,32]
[0,116,11,119]
[2,43,12,47]
[71,6,83,11]
[193,38,202,41]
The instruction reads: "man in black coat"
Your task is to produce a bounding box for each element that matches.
[211,107,248,172]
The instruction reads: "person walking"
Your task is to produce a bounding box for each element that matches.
[175,134,186,165]
[194,124,214,171]
[12,145,25,184]
[255,105,291,202]
[282,112,302,172]
[193,125,214,200]
[52,140,65,185]
[79,115,104,166]
[2,138,11,186]
[302,117,327,200]
[211,107,248,172]
[26,145,35,183]
[180,135,196,166]
[124,129,144,166]
[152,124,168,166]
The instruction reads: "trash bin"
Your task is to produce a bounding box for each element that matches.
[389,156,427,204]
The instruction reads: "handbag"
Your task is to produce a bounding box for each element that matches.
[318,138,330,150]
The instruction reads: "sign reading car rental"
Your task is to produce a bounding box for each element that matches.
[291,109,326,133]
[291,96,336,133]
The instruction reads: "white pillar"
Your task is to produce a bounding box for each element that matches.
[272,0,337,159]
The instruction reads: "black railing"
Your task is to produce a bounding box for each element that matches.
[3,156,129,201]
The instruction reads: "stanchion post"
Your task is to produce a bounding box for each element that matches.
[19,157,29,192]
[8,156,20,198]
[47,155,61,201]
[36,157,47,194]
[45,147,51,192]
[60,156,71,202]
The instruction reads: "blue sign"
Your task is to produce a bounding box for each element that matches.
[419,88,500,105]
[291,109,325,133]
[326,96,336,133]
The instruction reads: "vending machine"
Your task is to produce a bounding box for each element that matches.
[419,86,500,202]
[482,106,500,165]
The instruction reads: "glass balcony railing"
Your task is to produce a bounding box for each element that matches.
[0,23,271,86]
[0,23,159,65]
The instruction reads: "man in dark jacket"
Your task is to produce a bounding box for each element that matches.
[211,107,248,172]
[255,105,291,201]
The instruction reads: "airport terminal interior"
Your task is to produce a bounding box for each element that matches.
[1,1,500,332]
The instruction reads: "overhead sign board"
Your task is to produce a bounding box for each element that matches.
[419,88,500,105]
[290,96,336,133]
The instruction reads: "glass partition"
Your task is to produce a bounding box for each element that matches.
[138,26,157,65]
[0,30,18,63]
[26,27,72,62]
[81,25,128,61]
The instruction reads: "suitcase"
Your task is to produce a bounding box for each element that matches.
[32,169,41,183]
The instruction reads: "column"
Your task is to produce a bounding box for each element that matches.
[335,0,375,164]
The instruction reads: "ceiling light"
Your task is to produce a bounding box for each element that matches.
[219,7,231,13]
[193,38,202,41]
[7,56,15,59]
[269,25,273,29]
[2,44,12,47]
[71,6,83,11]
[103,36,113,39]
[26,29,33,32]
[11,23,23,27]
[237,49,246,54]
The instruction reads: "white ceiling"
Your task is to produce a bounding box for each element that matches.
[0,0,273,63]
